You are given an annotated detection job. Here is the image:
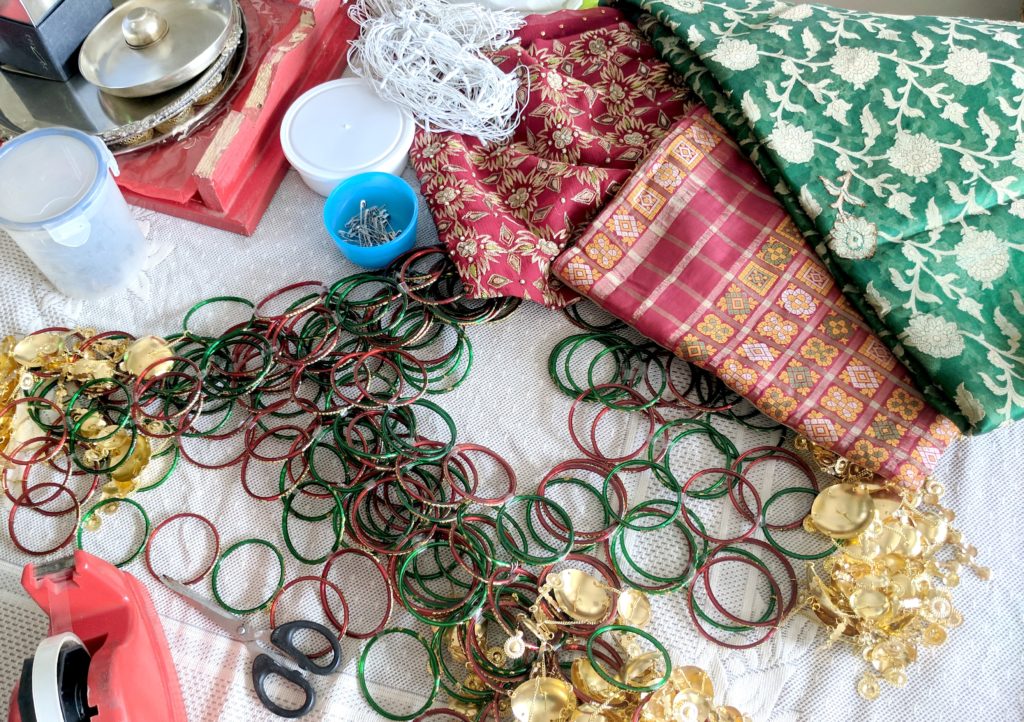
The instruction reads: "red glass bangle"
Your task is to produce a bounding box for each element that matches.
[321,548,393,639]
[704,538,798,616]
[0,397,66,466]
[681,468,762,545]
[443,444,516,507]
[687,556,782,650]
[535,459,627,545]
[177,428,249,470]
[731,447,819,531]
[8,482,80,555]
[145,512,220,585]
[20,328,75,379]
[132,356,203,418]
[255,281,326,323]
[2,438,72,507]
[349,479,438,555]
[272,306,339,368]
[696,554,783,629]
[269,575,350,645]
[567,384,654,464]
[353,349,427,408]
[244,421,312,463]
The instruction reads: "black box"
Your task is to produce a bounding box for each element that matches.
[0,0,112,81]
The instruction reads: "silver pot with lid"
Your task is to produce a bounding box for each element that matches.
[79,0,235,98]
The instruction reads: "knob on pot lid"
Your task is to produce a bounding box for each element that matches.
[78,0,236,99]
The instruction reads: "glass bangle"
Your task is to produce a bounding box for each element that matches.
[586,625,671,693]
[76,497,150,568]
[211,538,285,614]
[761,487,837,560]
[357,628,440,720]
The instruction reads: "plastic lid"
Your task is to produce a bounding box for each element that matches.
[0,128,110,229]
[281,79,414,178]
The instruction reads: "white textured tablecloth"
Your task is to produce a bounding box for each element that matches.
[0,169,1021,722]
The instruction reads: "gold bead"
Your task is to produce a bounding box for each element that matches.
[856,674,881,701]
[882,668,908,688]
[922,624,947,646]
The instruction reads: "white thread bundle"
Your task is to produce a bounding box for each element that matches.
[347,0,526,144]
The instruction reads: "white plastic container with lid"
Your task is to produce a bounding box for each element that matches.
[0,127,148,299]
[280,78,416,197]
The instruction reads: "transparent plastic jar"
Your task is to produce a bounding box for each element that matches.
[0,127,148,299]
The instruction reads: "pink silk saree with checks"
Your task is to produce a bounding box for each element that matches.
[553,108,959,487]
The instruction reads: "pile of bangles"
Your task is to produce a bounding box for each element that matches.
[0,245,977,716]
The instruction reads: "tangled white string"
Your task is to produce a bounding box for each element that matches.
[347,0,526,144]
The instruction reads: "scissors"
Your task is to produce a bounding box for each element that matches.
[162,575,343,718]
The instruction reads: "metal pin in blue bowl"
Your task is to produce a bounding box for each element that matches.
[323,172,418,269]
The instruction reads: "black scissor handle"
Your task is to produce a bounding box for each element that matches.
[270,620,343,676]
[251,653,316,719]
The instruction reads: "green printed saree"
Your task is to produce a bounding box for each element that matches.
[615,0,1024,433]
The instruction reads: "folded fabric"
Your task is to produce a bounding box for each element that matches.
[409,7,695,308]
[553,108,960,487]
[616,0,1024,434]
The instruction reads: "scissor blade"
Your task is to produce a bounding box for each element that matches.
[160,575,247,638]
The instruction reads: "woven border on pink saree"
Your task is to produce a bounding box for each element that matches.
[553,108,959,488]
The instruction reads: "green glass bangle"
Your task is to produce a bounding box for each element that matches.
[358,628,440,720]
[199,330,274,398]
[611,503,704,588]
[548,334,624,399]
[761,487,838,561]
[332,276,409,338]
[27,378,67,434]
[71,418,138,475]
[496,495,574,566]
[430,628,495,704]
[76,497,150,568]
[587,345,665,411]
[65,378,133,442]
[332,413,401,464]
[397,542,485,627]
[393,472,459,526]
[408,542,470,596]
[455,506,522,572]
[602,460,681,532]
[651,418,738,500]
[422,330,474,394]
[381,399,456,460]
[586,625,671,693]
[211,538,285,614]
[282,481,344,564]
[304,431,354,491]
[182,296,255,341]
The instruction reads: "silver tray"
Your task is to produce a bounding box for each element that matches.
[0,2,246,155]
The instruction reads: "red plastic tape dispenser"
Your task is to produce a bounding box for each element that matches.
[7,550,187,722]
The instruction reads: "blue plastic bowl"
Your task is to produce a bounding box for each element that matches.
[323,172,418,269]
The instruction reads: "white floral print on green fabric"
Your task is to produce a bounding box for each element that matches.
[954,228,1009,286]
[902,314,965,360]
[829,215,877,260]
[626,0,1024,432]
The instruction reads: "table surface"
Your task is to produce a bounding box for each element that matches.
[0,169,1021,722]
